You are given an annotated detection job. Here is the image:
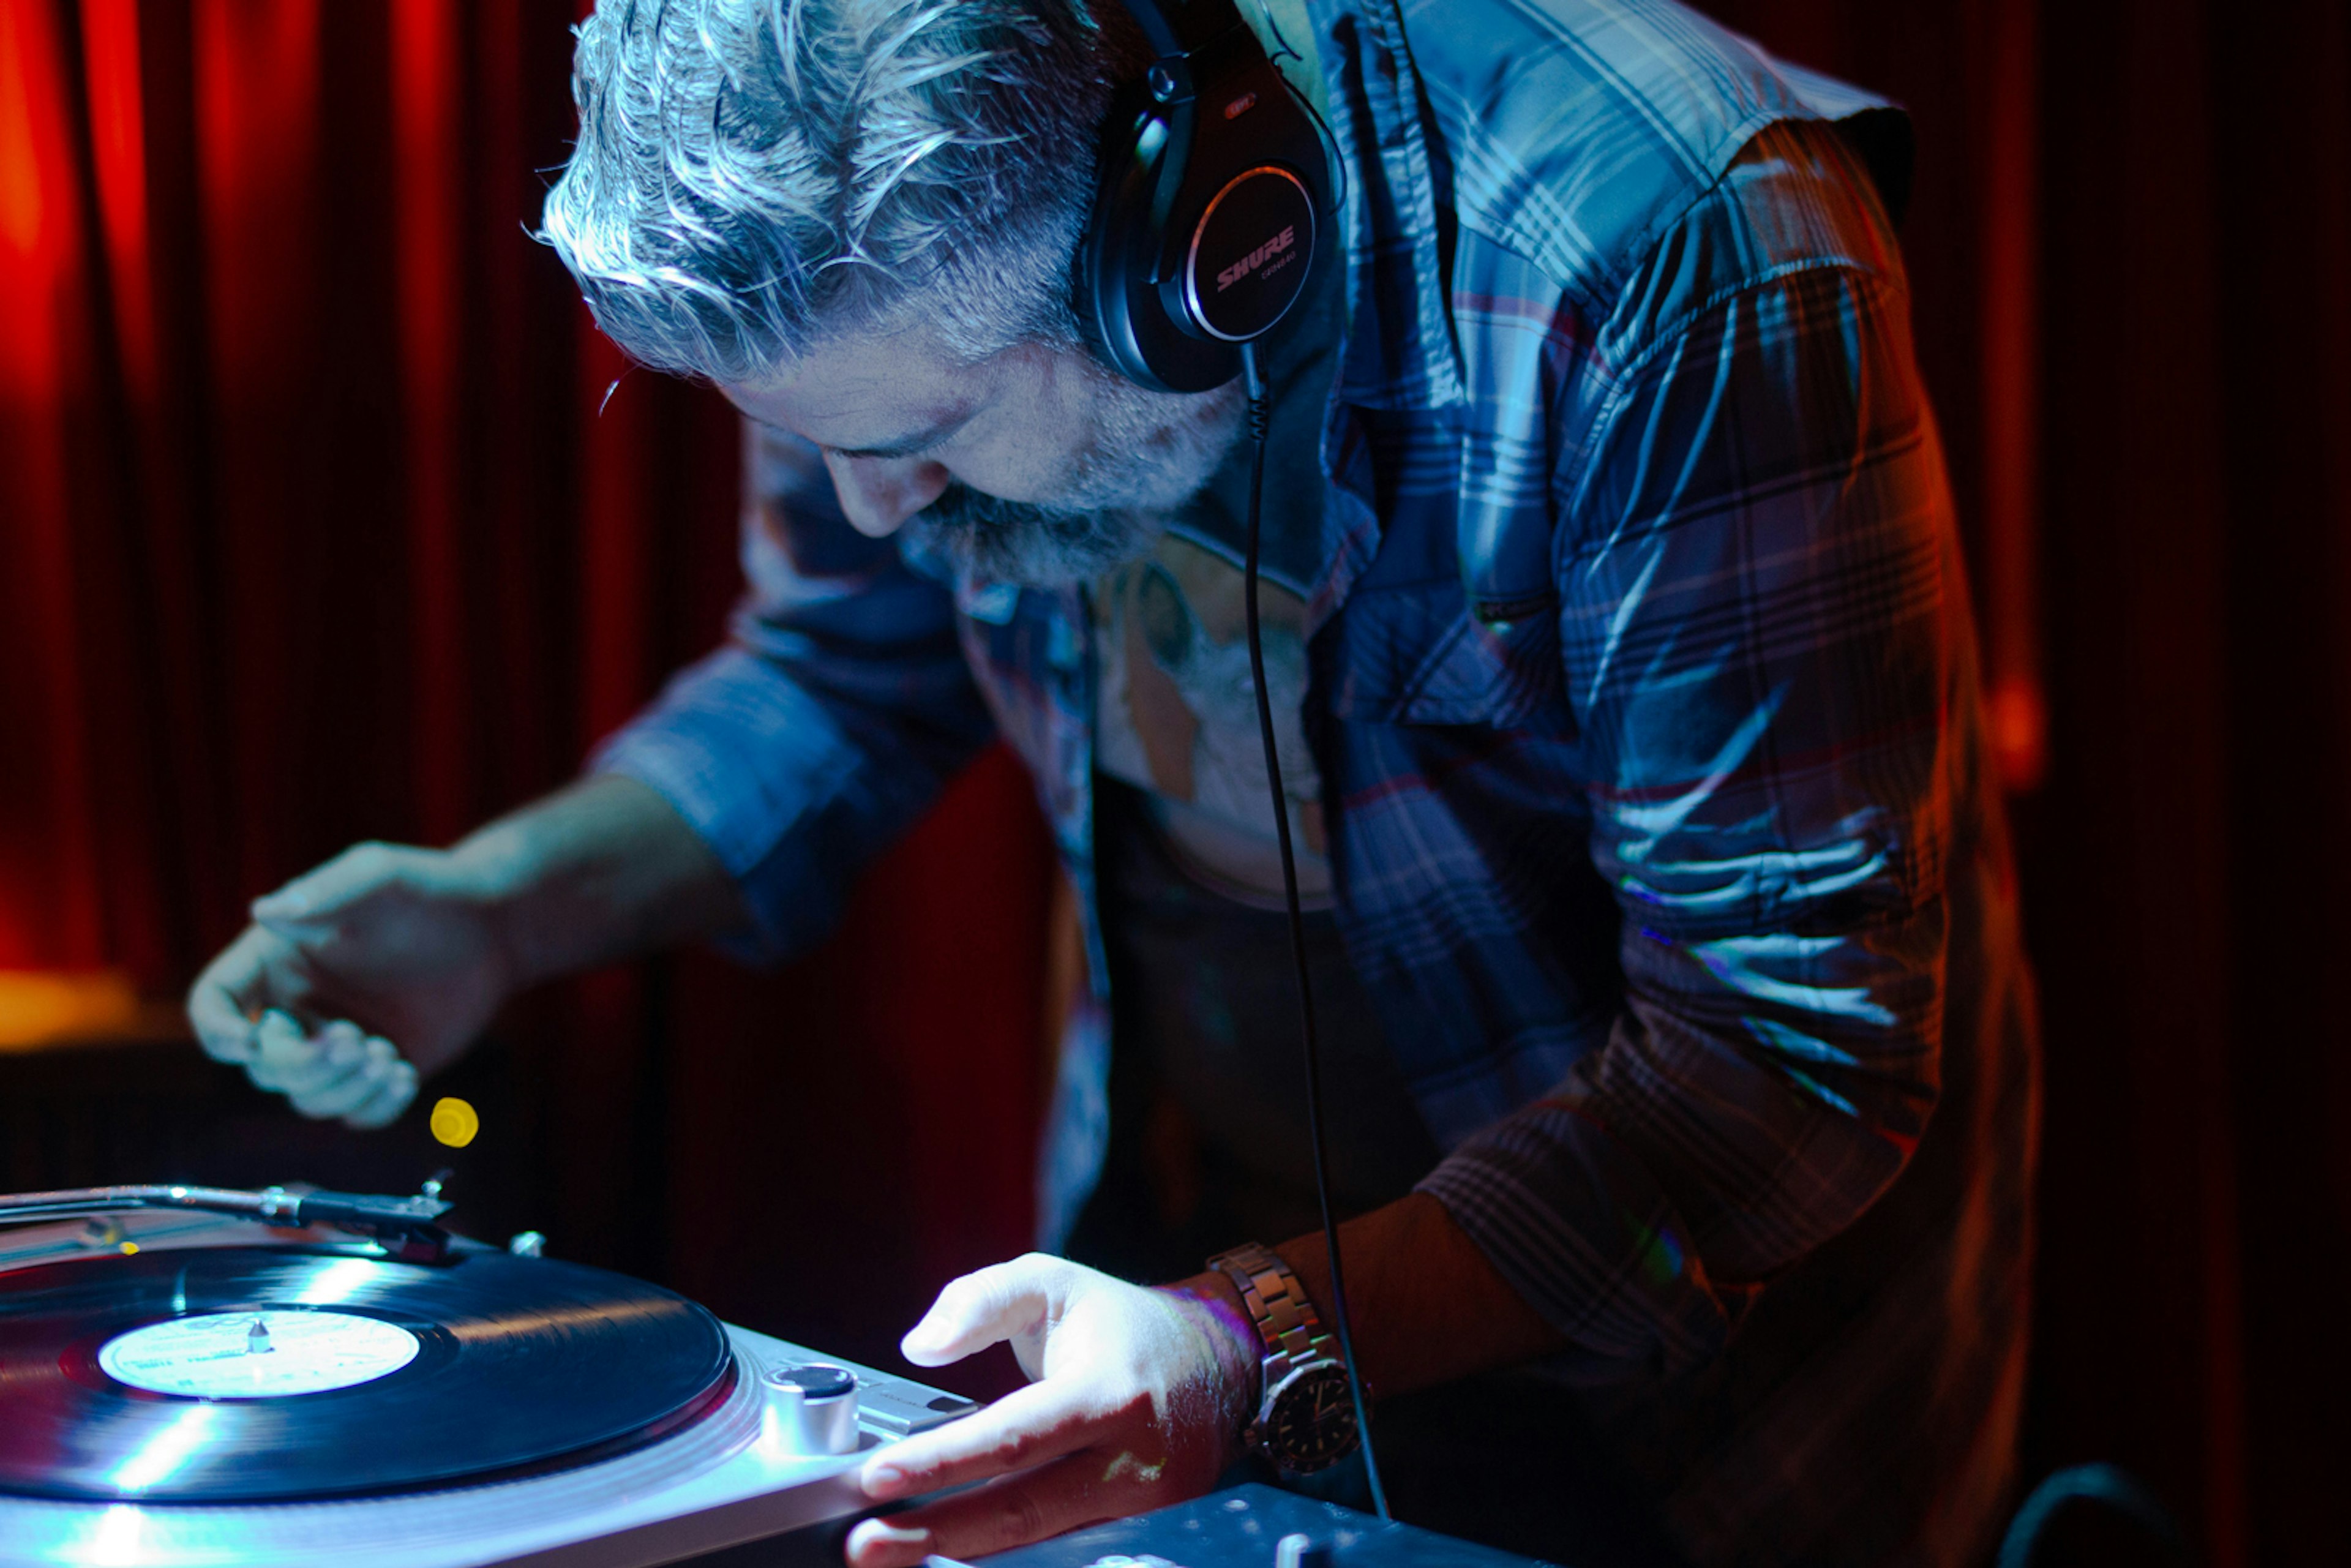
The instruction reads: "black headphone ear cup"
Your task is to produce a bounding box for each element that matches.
[1080,2,1337,392]
[1168,164,1318,345]
[1079,85,1242,394]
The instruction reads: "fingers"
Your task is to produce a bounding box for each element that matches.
[899,1253,1074,1368]
[847,1452,1127,1568]
[288,1030,394,1118]
[190,842,447,1130]
[244,1013,416,1127]
[847,1258,1231,1568]
[250,841,419,936]
[187,926,281,1063]
[245,1011,350,1095]
[861,1379,1105,1506]
[340,1057,419,1129]
[192,843,420,1062]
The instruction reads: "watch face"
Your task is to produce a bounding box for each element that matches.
[1264,1363,1359,1474]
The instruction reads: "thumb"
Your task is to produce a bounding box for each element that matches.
[902,1253,1074,1367]
[251,843,419,932]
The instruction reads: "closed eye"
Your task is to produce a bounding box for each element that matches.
[827,438,932,462]
[823,408,978,462]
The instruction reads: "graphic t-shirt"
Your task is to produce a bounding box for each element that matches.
[1076,283,1442,1267]
[1092,539,1327,907]
[1091,285,1339,909]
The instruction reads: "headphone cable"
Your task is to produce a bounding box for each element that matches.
[1237,339,1390,1520]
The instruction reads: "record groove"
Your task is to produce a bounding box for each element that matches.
[0,1247,734,1501]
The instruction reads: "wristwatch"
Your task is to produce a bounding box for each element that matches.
[1207,1242,1360,1476]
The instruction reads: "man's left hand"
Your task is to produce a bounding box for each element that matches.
[847,1253,1257,1567]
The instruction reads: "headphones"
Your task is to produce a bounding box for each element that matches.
[1075,2,1385,1506]
[1080,0,1338,393]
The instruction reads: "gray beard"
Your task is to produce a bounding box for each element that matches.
[901,367,1243,589]
[901,485,1165,588]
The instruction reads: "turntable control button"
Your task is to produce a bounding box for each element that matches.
[760,1364,861,1456]
[765,1364,856,1400]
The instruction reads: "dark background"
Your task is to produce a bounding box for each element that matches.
[2,2,2345,1564]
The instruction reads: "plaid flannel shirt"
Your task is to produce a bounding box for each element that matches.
[594,2,2039,1561]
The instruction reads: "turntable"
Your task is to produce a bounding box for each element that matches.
[0,1184,980,1567]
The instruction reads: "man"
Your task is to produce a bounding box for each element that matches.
[187,2,2038,1564]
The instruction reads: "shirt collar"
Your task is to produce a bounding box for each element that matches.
[1296,0,1468,412]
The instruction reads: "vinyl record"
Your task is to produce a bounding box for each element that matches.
[0,1246,734,1501]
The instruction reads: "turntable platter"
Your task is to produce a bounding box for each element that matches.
[0,1247,733,1502]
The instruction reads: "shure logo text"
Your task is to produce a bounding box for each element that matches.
[1215,225,1296,293]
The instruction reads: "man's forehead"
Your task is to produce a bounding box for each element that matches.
[721,329,990,450]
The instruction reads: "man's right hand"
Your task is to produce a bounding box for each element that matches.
[184,776,748,1130]
[187,843,517,1128]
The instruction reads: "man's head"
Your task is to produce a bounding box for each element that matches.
[543,0,1242,585]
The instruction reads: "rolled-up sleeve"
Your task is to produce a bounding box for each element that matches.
[592,421,997,961]
[1419,195,1954,1381]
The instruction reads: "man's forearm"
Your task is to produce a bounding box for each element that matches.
[1180,1191,1565,1406]
[451,774,748,988]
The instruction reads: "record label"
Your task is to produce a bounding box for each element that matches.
[98,1310,421,1398]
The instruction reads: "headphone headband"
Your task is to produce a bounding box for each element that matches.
[1116,0,1248,57]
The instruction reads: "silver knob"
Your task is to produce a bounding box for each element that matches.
[506,1231,546,1258]
[760,1364,860,1456]
[1276,1534,1333,1568]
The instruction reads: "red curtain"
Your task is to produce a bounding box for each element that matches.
[1693,4,2351,1563]
[0,0,1056,1390]
[6,1,2350,1562]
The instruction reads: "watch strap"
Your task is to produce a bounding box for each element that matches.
[1207,1242,1339,1378]
[1207,1242,1359,1472]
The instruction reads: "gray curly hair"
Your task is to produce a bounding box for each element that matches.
[542,0,1141,381]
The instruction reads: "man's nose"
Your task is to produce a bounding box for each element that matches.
[822,451,951,538]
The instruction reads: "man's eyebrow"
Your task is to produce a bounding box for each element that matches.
[822,408,975,460]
